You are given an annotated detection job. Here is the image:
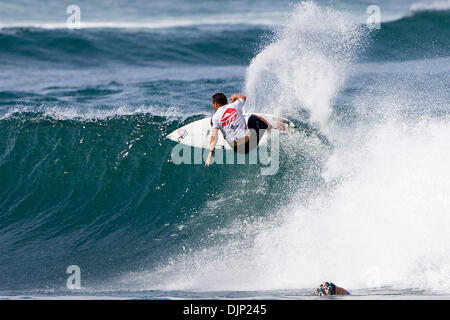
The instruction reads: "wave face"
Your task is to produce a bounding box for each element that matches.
[0,111,325,290]
[1,0,450,298]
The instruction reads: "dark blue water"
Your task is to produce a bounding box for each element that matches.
[1,0,449,299]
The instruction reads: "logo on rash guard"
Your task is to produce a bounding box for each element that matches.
[220,108,237,127]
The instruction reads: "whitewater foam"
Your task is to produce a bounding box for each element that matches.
[121,115,450,293]
[0,105,208,122]
[244,1,365,130]
[410,0,450,12]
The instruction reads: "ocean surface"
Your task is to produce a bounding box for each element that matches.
[0,0,449,299]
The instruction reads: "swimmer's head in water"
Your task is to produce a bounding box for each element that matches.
[314,282,336,296]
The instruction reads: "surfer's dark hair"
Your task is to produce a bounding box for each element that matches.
[212,92,228,106]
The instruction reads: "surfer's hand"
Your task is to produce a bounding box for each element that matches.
[229,94,239,102]
[228,94,238,103]
[229,94,246,103]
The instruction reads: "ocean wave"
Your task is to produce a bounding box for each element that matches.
[0,11,284,31]
[1,10,448,68]
[0,105,312,290]
[0,26,268,67]
[364,9,450,61]
[0,111,191,288]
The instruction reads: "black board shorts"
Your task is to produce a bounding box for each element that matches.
[233,115,268,154]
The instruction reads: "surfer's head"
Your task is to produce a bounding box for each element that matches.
[212,92,228,110]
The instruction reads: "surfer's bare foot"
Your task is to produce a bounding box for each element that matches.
[275,119,286,131]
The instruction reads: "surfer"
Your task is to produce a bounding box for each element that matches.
[314,282,350,296]
[205,92,272,166]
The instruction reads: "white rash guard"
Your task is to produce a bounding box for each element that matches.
[211,98,250,145]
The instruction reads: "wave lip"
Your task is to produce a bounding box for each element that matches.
[410,0,450,12]
[0,105,208,122]
[0,12,285,31]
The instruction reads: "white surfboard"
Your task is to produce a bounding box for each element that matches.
[167,113,296,150]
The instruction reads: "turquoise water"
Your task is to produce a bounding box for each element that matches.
[0,0,449,299]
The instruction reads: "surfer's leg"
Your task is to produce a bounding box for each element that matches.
[233,139,251,154]
[253,115,272,130]
[247,115,269,145]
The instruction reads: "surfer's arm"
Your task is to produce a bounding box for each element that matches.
[205,127,219,167]
[209,127,219,150]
